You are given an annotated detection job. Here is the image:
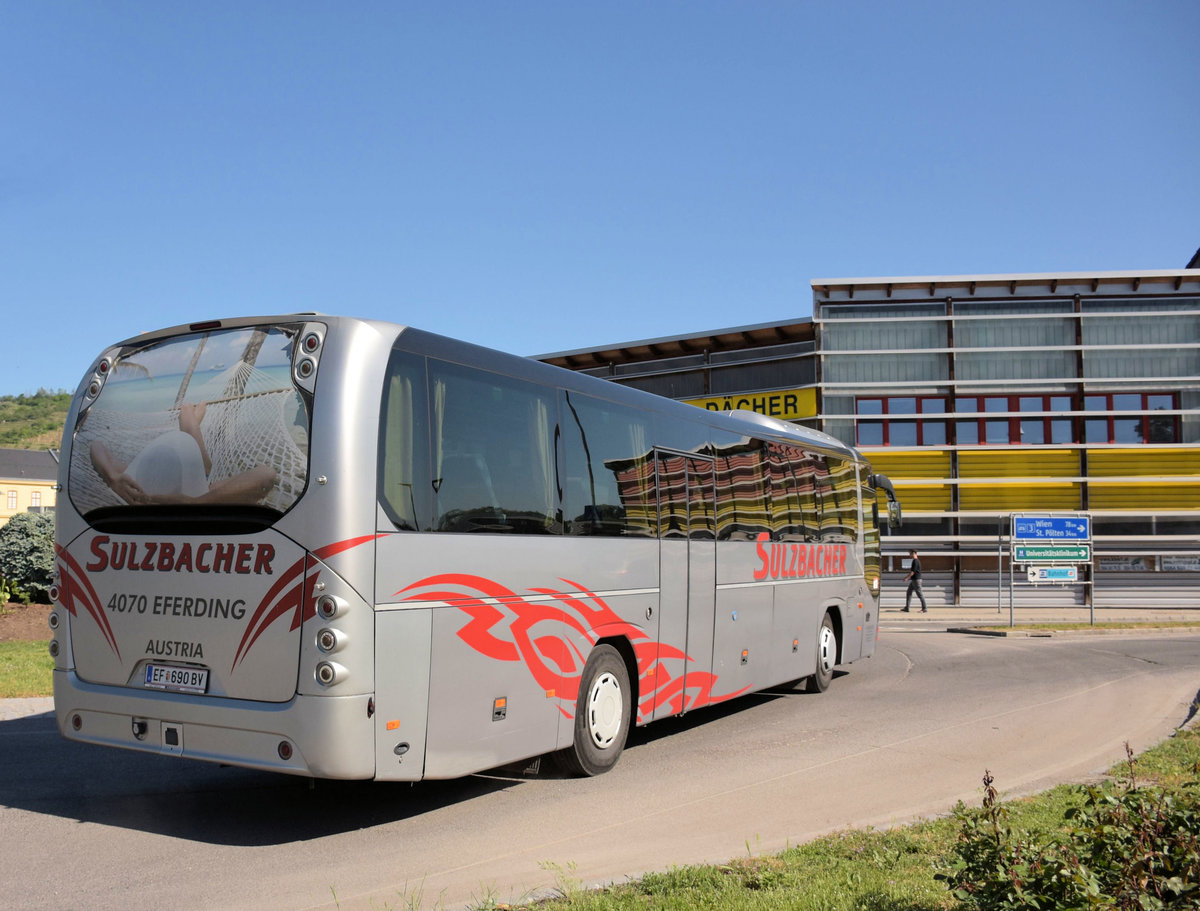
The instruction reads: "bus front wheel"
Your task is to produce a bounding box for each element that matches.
[556,644,630,776]
[806,613,837,693]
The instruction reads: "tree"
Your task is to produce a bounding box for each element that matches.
[0,512,55,603]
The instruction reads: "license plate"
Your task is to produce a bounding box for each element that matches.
[144,664,209,694]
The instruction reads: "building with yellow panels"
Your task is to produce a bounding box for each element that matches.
[0,448,59,524]
[539,266,1200,608]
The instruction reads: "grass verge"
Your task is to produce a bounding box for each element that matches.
[0,639,53,698]
[468,727,1200,911]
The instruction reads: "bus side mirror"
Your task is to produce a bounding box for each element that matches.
[872,473,902,529]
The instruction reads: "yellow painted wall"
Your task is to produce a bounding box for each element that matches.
[955,450,1083,510]
[959,482,1082,511]
[1087,447,1200,508]
[864,446,1200,513]
[866,450,952,511]
[1087,448,1200,477]
[0,477,57,524]
[958,449,1081,478]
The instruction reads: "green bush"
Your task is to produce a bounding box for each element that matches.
[0,575,32,606]
[940,747,1200,909]
[0,513,55,603]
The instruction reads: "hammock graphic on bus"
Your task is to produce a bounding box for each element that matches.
[70,358,308,514]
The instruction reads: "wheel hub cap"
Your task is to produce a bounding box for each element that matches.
[587,671,623,749]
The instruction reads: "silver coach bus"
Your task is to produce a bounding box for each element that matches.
[50,315,900,780]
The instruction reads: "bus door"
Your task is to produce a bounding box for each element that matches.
[653,452,716,721]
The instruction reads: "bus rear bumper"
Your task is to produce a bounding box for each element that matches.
[53,669,376,780]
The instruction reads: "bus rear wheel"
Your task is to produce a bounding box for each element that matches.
[806,613,837,693]
[555,644,630,777]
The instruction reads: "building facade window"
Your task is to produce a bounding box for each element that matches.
[857,392,1179,446]
[1084,392,1178,444]
[855,396,946,446]
[31,491,41,508]
[956,394,1074,445]
[6,491,16,510]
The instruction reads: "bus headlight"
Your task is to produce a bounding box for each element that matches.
[315,661,347,687]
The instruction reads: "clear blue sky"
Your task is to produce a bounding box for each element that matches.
[3,1,1197,396]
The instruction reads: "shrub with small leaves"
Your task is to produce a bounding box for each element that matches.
[939,747,1200,910]
[1,574,31,606]
[0,512,55,603]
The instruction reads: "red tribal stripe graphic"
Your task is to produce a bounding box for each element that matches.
[232,534,383,670]
[396,574,746,723]
[55,543,121,659]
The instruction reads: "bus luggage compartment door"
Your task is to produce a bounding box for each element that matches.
[373,605,432,781]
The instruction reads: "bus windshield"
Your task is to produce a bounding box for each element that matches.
[68,324,311,517]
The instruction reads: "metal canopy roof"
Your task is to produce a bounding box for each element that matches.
[812,269,1200,301]
[536,317,814,370]
[536,268,1200,371]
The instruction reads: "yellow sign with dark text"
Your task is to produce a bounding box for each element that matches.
[683,388,816,422]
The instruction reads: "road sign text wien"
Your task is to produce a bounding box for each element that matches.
[1013,515,1091,541]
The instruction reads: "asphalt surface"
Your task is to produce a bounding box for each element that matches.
[2,610,1197,910]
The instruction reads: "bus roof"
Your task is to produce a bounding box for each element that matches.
[96,313,860,465]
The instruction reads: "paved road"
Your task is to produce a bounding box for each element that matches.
[2,627,1197,911]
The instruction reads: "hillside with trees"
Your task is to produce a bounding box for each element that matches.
[0,391,71,450]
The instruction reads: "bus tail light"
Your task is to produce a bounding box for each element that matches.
[316,627,347,654]
[315,661,348,687]
[316,595,347,620]
[49,639,60,659]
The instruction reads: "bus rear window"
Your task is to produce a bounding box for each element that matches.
[69,325,311,517]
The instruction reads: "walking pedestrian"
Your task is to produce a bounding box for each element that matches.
[903,548,928,612]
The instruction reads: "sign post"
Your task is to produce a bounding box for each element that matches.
[1009,513,1094,627]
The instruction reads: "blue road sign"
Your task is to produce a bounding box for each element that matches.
[1027,566,1079,583]
[1013,515,1091,541]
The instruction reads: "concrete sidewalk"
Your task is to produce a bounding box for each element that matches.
[0,696,53,721]
[881,604,1200,627]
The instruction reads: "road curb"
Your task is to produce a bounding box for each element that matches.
[947,626,1200,639]
[0,696,53,721]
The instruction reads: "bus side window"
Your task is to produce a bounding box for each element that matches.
[561,391,655,537]
[656,452,688,539]
[429,361,559,534]
[823,456,860,544]
[712,432,771,541]
[378,349,432,531]
[812,454,833,542]
[767,442,818,542]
